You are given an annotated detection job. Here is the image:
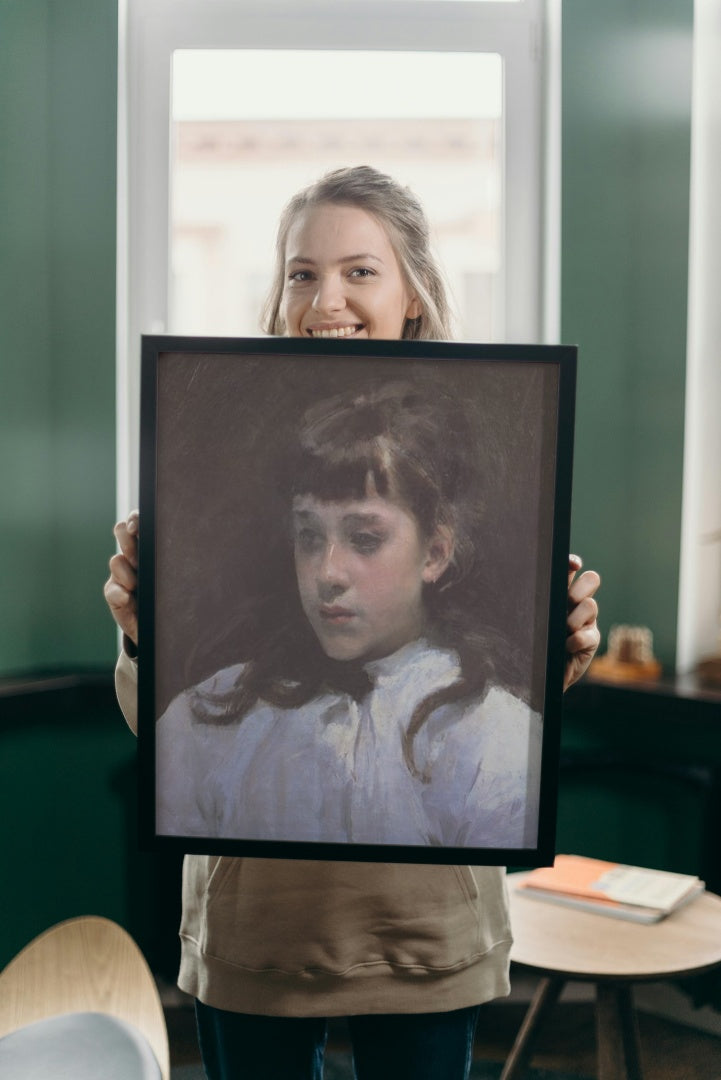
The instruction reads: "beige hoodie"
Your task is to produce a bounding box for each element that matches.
[116,650,512,1016]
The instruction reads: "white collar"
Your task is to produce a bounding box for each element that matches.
[362,639,460,692]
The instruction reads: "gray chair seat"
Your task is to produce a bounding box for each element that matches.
[0,1011,162,1079]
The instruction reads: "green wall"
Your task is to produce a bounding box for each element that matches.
[0,0,118,675]
[0,0,129,969]
[0,0,700,969]
[563,0,693,669]
[0,1,693,677]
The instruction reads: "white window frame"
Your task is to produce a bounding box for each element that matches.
[116,0,559,512]
[676,0,721,674]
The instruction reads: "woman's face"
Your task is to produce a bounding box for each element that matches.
[281,203,421,340]
[292,492,450,663]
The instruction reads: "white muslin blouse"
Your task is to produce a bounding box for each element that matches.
[156,639,542,849]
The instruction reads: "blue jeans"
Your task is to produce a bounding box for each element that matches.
[195,1000,481,1080]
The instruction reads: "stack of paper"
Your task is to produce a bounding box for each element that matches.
[517,854,705,923]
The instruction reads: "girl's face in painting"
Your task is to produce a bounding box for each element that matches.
[292,492,452,663]
[281,203,421,340]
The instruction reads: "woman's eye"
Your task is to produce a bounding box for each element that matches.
[349,267,375,279]
[288,270,313,283]
[351,532,384,555]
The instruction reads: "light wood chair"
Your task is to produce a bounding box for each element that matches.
[502,873,721,1080]
[0,915,169,1079]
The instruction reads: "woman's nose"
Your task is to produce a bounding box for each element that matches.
[312,274,345,315]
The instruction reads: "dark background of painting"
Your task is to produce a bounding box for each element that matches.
[151,345,560,717]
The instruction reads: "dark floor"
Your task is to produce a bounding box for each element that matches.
[474,1000,721,1079]
[165,992,721,1079]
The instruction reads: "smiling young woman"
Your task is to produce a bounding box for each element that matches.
[281,203,422,341]
[106,166,601,1080]
[262,165,453,342]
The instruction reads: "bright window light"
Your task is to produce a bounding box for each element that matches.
[170,49,503,341]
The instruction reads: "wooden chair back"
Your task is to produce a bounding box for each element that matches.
[0,916,169,1080]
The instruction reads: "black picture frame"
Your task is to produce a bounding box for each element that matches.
[138,335,576,866]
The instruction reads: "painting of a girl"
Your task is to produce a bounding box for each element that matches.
[155,374,542,850]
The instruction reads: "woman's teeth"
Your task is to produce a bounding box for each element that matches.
[310,325,360,338]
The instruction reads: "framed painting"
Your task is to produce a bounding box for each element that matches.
[137,336,576,865]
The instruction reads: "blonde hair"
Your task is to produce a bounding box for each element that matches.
[261,165,454,341]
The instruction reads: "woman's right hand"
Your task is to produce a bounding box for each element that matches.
[104,510,139,646]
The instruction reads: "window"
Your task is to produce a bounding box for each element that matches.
[117,0,557,509]
[169,49,503,340]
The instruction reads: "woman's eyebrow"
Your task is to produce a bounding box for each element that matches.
[338,253,384,265]
[286,253,384,267]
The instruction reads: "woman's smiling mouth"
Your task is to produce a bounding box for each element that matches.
[307,324,364,339]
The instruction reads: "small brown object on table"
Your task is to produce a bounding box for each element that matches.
[502,872,721,1080]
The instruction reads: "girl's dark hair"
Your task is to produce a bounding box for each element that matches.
[191,377,527,781]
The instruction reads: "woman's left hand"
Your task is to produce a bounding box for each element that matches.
[564,555,601,691]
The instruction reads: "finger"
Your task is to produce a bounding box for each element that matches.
[108,552,138,592]
[103,579,139,642]
[568,568,601,607]
[567,553,583,588]
[566,594,599,634]
[566,625,601,657]
[564,652,595,691]
[113,519,139,568]
[563,632,601,691]
[103,577,133,612]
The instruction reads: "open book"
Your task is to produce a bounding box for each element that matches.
[516,854,705,923]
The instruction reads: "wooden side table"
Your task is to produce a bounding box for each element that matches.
[503,873,721,1080]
